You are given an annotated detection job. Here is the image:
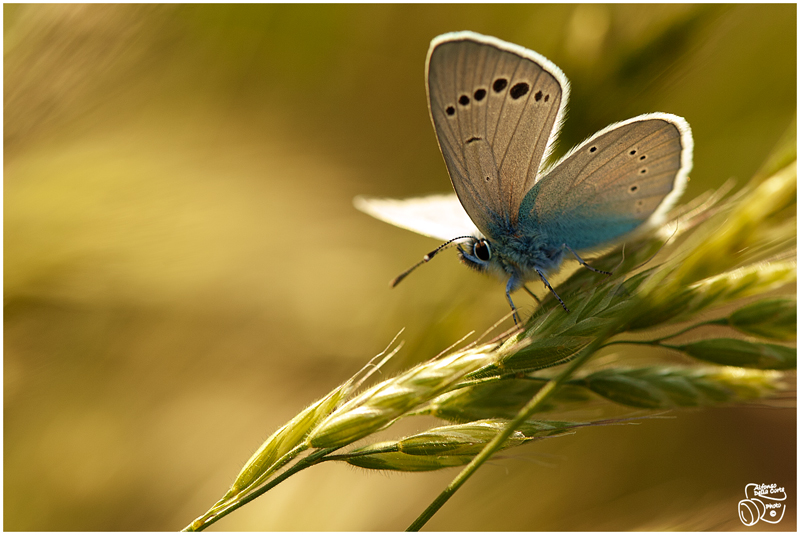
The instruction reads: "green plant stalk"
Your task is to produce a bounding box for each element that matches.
[607,320,721,347]
[184,447,338,532]
[406,324,614,531]
[327,442,401,460]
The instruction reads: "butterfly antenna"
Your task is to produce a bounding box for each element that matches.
[390,235,475,288]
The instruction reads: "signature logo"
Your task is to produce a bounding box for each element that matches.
[738,483,787,526]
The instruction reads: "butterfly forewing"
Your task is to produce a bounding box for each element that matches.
[524,115,692,251]
[426,32,567,238]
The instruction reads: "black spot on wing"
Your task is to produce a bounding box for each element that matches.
[510,82,530,99]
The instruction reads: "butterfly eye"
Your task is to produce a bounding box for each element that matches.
[474,240,492,262]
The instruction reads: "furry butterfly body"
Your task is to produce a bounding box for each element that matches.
[356,31,693,322]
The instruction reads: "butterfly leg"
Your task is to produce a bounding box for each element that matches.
[505,278,522,325]
[563,244,612,275]
[535,268,569,312]
[522,285,542,304]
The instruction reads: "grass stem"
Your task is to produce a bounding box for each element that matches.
[406,324,615,531]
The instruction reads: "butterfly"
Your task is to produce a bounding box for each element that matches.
[355,31,693,324]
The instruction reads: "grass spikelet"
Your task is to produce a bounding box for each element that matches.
[341,418,634,471]
[670,162,796,285]
[344,448,475,472]
[666,338,796,370]
[417,378,591,422]
[398,419,591,455]
[308,347,498,448]
[722,298,797,340]
[578,366,786,408]
[225,382,352,497]
[186,385,355,531]
[630,261,796,329]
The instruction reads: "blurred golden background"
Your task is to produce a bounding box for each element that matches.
[4,4,796,530]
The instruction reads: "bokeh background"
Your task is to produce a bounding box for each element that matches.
[4,4,796,531]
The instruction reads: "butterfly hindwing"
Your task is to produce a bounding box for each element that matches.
[426,32,568,238]
[353,194,479,242]
[521,114,693,251]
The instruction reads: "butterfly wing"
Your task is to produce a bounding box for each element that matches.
[353,194,480,242]
[521,113,693,251]
[426,31,569,239]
